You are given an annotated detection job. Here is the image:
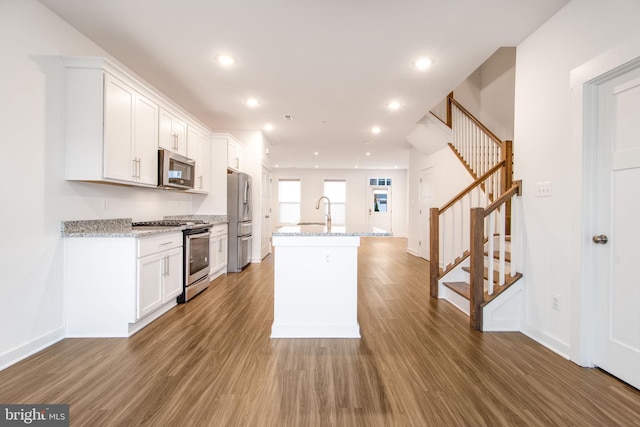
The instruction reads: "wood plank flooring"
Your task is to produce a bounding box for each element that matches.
[1,237,640,426]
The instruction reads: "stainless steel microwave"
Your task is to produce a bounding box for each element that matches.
[158,149,195,190]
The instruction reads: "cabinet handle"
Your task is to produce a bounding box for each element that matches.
[165,255,169,276]
[136,158,141,179]
[172,133,178,150]
[132,159,137,178]
[159,241,175,246]
[199,175,203,189]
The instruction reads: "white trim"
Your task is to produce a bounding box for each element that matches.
[569,35,640,367]
[522,323,571,360]
[0,328,65,372]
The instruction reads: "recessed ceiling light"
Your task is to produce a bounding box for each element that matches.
[264,123,274,131]
[371,126,381,134]
[216,55,235,66]
[414,57,433,70]
[355,165,359,169]
[315,165,319,169]
[275,164,279,168]
[388,101,401,110]
[366,152,371,156]
[246,98,259,107]
[314,152,319,156]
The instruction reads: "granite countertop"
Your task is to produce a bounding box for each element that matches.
[61,215,228,237]
[273,224,392,237]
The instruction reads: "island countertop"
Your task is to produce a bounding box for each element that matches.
[273,224,392,237]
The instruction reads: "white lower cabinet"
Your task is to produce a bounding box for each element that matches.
[65,232,183,337]
[137,246,182,319]
[209,224,228,280]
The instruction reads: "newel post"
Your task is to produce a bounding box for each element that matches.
[429,208,440,298]
[470,208,485,330]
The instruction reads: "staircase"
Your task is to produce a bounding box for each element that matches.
[429,94,523,331]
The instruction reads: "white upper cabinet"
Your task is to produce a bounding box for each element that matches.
[226,136,244,172]
[63,57,210,189]
[102,74,158,186]
[159,108,187,156]
[187,126,211,193]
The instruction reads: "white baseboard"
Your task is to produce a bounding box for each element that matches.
[522,323,571,360]
[271,322,361,338]
[0,327,65,372]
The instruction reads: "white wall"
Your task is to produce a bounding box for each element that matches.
[407,147,473,255]
[271,168,408,237]
[513,0,640,358]
[0,0,218,369]
[454,47,516,141]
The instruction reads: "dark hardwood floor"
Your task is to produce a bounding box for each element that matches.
[1,237,639,426]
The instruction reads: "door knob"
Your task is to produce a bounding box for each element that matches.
[592,234,608,244]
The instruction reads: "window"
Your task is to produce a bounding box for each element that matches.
[368,177,392,186]
[372,189,388,212]
[323,180,346,225]
[278,179,301,224]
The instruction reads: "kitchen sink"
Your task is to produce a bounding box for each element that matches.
[296,222,326,226]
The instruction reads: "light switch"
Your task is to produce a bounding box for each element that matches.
[536,181,552,197]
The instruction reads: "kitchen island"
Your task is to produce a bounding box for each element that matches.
[270,224,391,338]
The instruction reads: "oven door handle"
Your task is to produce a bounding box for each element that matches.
[188,232,211,240]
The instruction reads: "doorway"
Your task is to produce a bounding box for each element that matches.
[573,41,640,389]
[261,166,272,259]
[592,62,640,389]
[419,166,435,260]
[367,187,392,233]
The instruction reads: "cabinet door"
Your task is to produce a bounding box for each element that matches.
[227,140,240,171]
[174,118,187,156]
[188,128,211,193]
[159,109,188,156]
[163,247,183,301]
[137,252,164,319]
[134,95,159,185]
[219,235,228,269]
[211,234,228,273]
[103,74,135,182]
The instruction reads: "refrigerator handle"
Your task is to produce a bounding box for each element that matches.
[244,179,249,204]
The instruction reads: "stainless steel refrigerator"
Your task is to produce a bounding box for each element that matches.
[227,172,252,272]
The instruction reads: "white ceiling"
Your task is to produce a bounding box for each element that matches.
[39,0,569,170]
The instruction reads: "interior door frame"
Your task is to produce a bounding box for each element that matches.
[570,35,640,367]
[419,166,435,260]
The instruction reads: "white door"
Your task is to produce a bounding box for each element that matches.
[261,166,272,258]
[593,63,640,389]
[419,167,435,260]
[367,187,391,233]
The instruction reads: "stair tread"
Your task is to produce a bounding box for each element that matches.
[443,281,470,299]
[484,250,512,262]
[462,266,519,285]
[443,273,523,305]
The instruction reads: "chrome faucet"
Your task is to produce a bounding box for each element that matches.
[315,196,332,229]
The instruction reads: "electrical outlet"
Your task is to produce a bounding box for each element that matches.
[552,294,560,311]
[324,253,331,264]
[536,181,552,197]
[101,199,108,210]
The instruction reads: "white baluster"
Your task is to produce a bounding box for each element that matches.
[499,207,506,286]
[488,211,495,295]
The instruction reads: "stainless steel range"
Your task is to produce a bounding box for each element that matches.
[132,220,212,303]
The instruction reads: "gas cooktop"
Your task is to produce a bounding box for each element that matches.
[132,219,212,229]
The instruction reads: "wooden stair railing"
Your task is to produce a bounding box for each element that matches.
[470,181,522,329]
[429,95,514,298]
[429,164,505,297]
